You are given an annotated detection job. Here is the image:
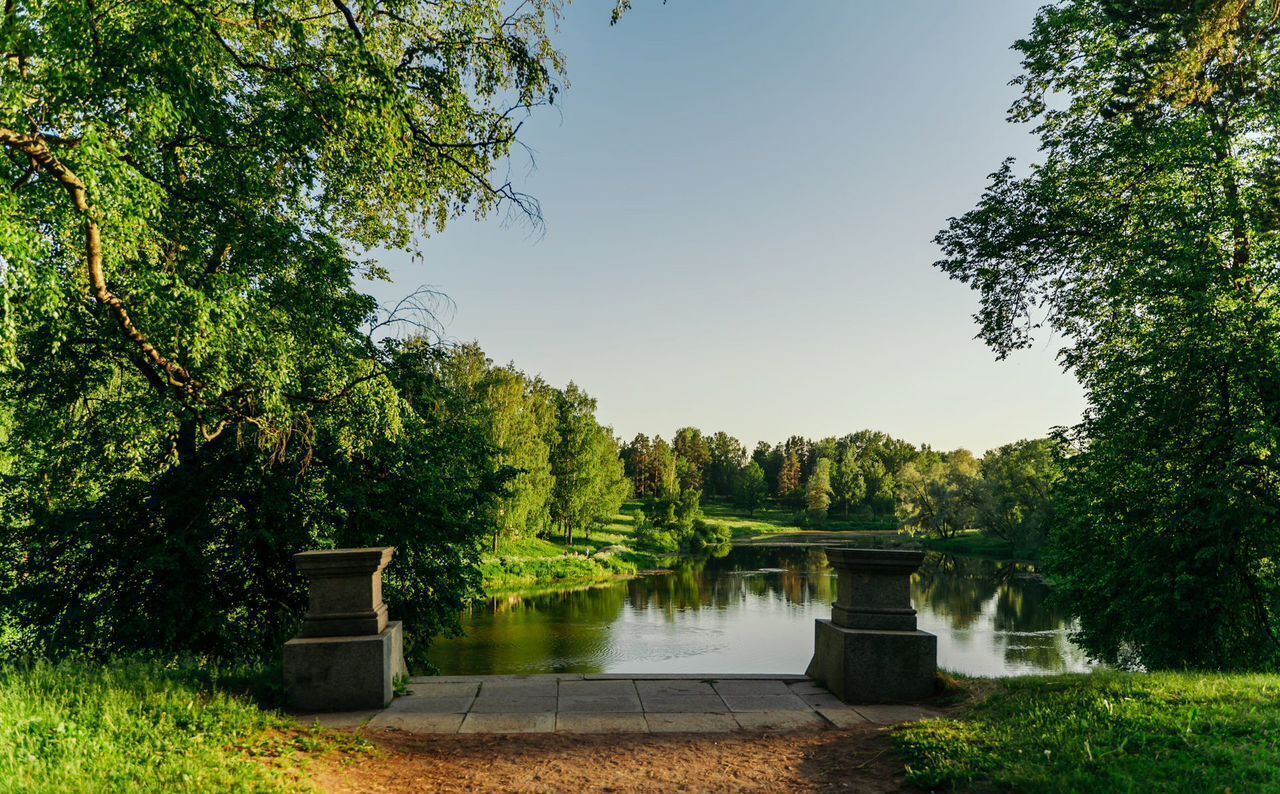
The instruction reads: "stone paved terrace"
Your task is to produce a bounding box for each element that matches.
[303,674,942,734]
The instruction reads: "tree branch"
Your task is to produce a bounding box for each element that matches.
[332,0,364,41]
[0,126,199,396]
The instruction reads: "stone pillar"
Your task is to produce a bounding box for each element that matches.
[283,547,409,712]
[806,548,936,703]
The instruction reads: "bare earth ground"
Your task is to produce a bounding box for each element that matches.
[314,727,906,793]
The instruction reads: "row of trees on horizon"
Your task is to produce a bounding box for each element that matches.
[618,428,1062,550]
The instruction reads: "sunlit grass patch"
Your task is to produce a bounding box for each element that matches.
[0,658,367,793]
[481,505,660,590]
[893,671,1280,792]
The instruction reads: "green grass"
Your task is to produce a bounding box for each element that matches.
[0,658,366,793]
[894,671,1280,792]
[700,500,900,537]
[481,505,661,592]
[921,530,1031,559]
[482,499,902,591]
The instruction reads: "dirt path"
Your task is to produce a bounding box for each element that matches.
[315,726,906,793]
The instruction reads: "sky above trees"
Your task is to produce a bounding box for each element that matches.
[368,0,1080,453]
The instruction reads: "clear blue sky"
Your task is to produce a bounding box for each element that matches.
[371,0,1084,453]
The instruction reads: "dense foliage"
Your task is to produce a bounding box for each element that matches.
[940,0,1280,669]
[621,427,1061,545]
[0,0,569,663]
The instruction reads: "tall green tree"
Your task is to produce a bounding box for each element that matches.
[484,361,557,551]
[777,450,804,506]
[735,461,768,516]
[0,0,565,660]
[975,438,1063,553]
[831,446,868,518]
[707,431,747,497]
[549,383,627,545]
[896,450,979,540]
[805,458,833,525]
[938,0,1280,668]
[755,442,785,496]
[672,427,711,494]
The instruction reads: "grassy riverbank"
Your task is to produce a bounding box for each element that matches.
[479,500,901,591]
[479,506,659,592]
[920,530,1030,560]
[894,671,1280,792]
[0,658,364,793]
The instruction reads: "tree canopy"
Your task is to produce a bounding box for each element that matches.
[0,0,568,662]
[938,0,1280,669]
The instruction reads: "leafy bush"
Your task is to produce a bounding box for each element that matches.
[634,522,681,554]
[1,343,505,669]
[688,519,731,550]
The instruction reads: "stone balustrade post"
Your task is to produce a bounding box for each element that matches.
[806,548,937,703]
[283,547,408,712]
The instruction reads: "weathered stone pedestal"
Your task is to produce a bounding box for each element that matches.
[806,548,936,703]
[283,547,408,711]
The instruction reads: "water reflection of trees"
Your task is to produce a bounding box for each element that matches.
[913,555,1073,633]
[433,546,1088,676]
[433,584,631,674]
[625,546,835,613]
[913,553,1085,672]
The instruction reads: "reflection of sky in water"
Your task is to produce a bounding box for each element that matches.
[429,546,1094,677]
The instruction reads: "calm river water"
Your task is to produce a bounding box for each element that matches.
[428,544,1093,677]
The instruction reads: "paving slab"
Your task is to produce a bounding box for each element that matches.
[327,675,927,736]
[469,695,559,714]
[734,710,829,732]
[558,695,643,713]
[635,679,716,697]
[459,713,556,734]
[639,694,729,714]
[559,679,638,695]
[404,681,479,697]
[712,679,794,697]
[720,693,813,713]
[644,713,741,733]
[380,694,475,714]
[852,705,941,725]
[477,680,559,696]
[817,707,872,729]
[556,712,649,733]
[795,691,848,710]
[369,712,465,733]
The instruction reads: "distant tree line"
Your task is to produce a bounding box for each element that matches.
[619,428,1063,552]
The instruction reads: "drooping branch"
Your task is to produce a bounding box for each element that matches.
[0,126,199,395]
